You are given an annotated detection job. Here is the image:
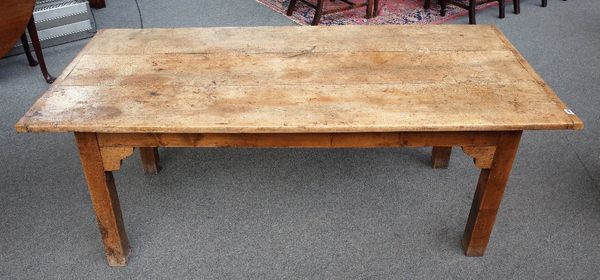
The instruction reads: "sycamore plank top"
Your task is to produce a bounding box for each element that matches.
[16,25,583,133]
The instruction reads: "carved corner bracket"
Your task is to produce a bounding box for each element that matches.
[461,146,496,169]
[100,147,134,171]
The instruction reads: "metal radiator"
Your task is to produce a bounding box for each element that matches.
[7,0,96,56]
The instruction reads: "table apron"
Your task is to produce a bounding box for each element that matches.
[95,131,505,148]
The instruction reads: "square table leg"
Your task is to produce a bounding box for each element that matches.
[431,146,452,169]
[462,131,521,256]
[139,147,161,175]
[75,132,129,266]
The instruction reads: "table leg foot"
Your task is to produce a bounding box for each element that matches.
[140,147,161,175]
[75,132,130,266]
[462,131,521,256]
[431,146,452,169]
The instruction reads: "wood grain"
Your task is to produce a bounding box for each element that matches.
[99,147,134,171]
[462,131,522,256]
[139,147,160,174]
[81,26,510,55]
[462,146,496,169]
[431,146,452,169]
[74,132,129,266]
[16,25,583,133]
[95,132,503,148]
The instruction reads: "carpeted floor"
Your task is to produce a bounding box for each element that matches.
[1,0,599,279]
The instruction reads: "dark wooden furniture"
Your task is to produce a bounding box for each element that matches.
[16,26,583,266]
[424,0,510,24]
[0,0,55,83]
[89,0,106,9]
[513,0,567,14]
[287,0,378,25]
[0,0,35,57]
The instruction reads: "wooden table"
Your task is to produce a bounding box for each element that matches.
[16,25,583,266]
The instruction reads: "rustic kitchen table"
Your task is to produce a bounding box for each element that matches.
[16,25,583,266]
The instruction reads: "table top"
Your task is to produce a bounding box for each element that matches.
[16,25,583,133]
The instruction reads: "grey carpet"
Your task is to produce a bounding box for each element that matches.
[1,0,599,279]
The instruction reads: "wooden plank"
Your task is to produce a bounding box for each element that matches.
[431,147,452,169]
[139,147,160,175]
[74,132,129,266]
[16,82,579,133]
[58,51,530,87]
[490,26,583,130]
[462,131,522,256]
[96,132,502,148]
[84,25,509,55]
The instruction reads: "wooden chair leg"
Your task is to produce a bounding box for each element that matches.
[431,147,452,169]
[440,0,447,16]
[367,0,374,19]
[311,0,325,25]
[26,16,55,84]
[499,0,506,18]
[424,0,431,9]
[139,147,161,175]
[75,132,130,266]
[462,131,521,256]
[468,0,477,24]
[374,0,380,16]
[541,0,547,7]
[286,0,298,16]
[20,33,38,67]
[513,0,520,14]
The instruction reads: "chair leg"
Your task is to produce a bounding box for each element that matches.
[26,16,55,84]
[499,0,505,18]
[311,0,325,25]
[468,0,476,24]
[541,0,547,7]
[424,0,431,9]
[513,0,520,14]
[286,0,298,16]
[20,33,38,67]
[440,0,447,16]
[374,0,380,16]
[367,0,374,19]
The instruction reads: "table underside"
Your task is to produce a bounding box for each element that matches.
[77,130,521,266]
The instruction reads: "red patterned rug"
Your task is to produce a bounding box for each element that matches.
[256,0,502,25]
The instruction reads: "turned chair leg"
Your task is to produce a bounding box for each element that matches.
[26,16,55,84]
[311,0,325,25]
[468,0,476,24]
[424,0,431,9]
[440,0,447,16]
[20,33,38,67]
